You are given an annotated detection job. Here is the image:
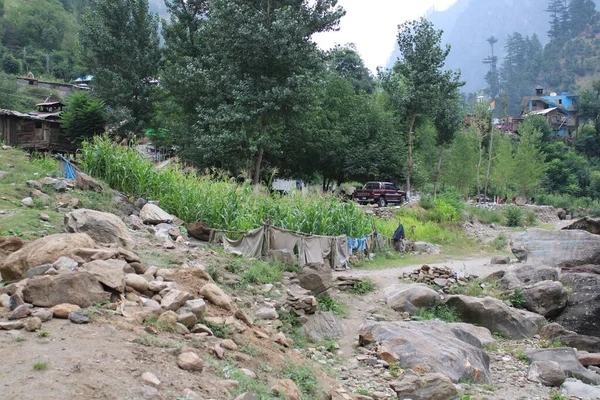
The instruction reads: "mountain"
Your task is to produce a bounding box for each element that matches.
[386,0,600,93]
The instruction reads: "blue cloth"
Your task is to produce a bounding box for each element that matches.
[347,235,368,254]
[58,154,76,179]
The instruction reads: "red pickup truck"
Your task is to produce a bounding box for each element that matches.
[353,182,407,207]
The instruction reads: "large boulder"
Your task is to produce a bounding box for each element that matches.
[522,280,568,318]
[297,263,332,296]
[540,323,600,352]
[302,311,345,340]
[511,228,600,267]
[82,259,127,292]
[359,320,490,383]
[496,264,559,290]
[561,380,600,400]
[525,348,600,385]
[75,171,104,192]
[22,272,110,307]
[527,361,566,387]
[140,204,174,225]
[390,371,457,400]
[555,273,600,337]
[384,283,441,314]
[186,221,212,241]
[445,295,546,339]
[0,233,95,281]
[0,236,25,253]
[65,209,134,250]
[563,217,600,235]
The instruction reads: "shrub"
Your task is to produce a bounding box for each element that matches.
[491,233,508,250]
[510,288,525,308]
[280,362,318,396]
[317,296,346,316]
[504,206,523,227]
[32,362,50,371]
[349,280,376,295]
[414,304,460,323]
[524,210,537,226]
[241,261,283,285]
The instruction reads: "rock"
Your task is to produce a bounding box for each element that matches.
[24,317,43,332]
[0,321,24,330]
[255,307,278,320]
[525,348,600,385]
[177,352,204,371]
[521,280,568,318]
[491,255,510,264]
[555,273,600,338]
[157,310,178,327]
[24,272,109,308]
[148,281,173,292]
[0,233,96,281]
[186,221,212,241]
[21,197,33,207]
[199,283,234,310]
[125,274,149,292]
[360,320,490,383]
[31,190,51,201]
[31,308,53,322]
[274,332,293,348]
[220,339,238,351]
[563,217,600,235]
[141,372,161,387]
[174,323,189,335]
[69,311,91,324]
[25,264,55,278]
[8,294,24,311]
[579,354,600,366]
[448,323,496,346]
[156,269,177,281]
[527,361,566,386]
[181,389,202,400]
[384,283,441,314]
[0,170,8,180]
[540,323,600,352]
[8,304,31,320]
[39,213,50,221]
[177,311,198,328]
[185,299,207,318]
[0,236,25,255]
[75,171,104,192]
[511,228,600,267]
[51,303,81,318]
[272,379,302,400]
[266,249,295,265]
[413,241,441,254]
[161,289,192,311]
[191,324,214,335]
[65,209,134,250]
[445,295,546,339]
[83,259,127,292]
[562,379,600,399]
[0,293,9,308]
[140,204,174,225]
[26,180,42,190]
[297,263,332,296]
[303,311,346,341]
[390,371,458,400]
[53,180,67,192]
[496,265,559,290]
[129,215,146,231]
[53,256,79,271]
[239,368,257,379]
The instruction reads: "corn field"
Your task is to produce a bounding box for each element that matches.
[80,137,375,237]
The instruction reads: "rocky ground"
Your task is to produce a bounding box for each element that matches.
[1,146,600,400]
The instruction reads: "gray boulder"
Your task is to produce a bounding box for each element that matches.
[540,323,600,352]
[390,371,457,400]
[297,263,332,296]
[303,311,345,340]
[445,295,546,339]
[562,379,600,400]
[491,255,510,265]
[359,320,490,383]
[497,265,558,290]
[522,280,568,318]
[22,271,110,307]
[563,217,600,235]
[511,228,600,267]
[525,348,600,385]
[556,273,600,337]
[65,209,134,250]
[140,204,173,225]
[527,361,566,387]
[384,283,441,314]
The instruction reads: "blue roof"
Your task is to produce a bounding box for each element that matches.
[73,75,94,82]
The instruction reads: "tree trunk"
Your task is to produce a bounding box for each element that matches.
[253,114,268,185]
[484,129,494,202]
[433,147,445,197]
[476,139,484,203]
[322,177,327,192]
[406,114,417,197]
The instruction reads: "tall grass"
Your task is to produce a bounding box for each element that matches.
[80,137,373,237]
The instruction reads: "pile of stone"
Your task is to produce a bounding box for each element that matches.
[334,275,364,291]
[402,264,476,292]
[284,288,317,316]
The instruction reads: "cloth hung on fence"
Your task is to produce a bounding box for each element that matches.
[269,227,302,254]
[301,236,332,265]
[222,226,264,259]
[333,235,349,270]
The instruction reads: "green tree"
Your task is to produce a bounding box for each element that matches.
[382,18,464,196]
[580,79,600,137]
[513,119,547,197]
[568,0,597,38]
[79,0,161,133]
[170,0,344,184]
[483,36,500,100]
[327,45,375,94]
[546,0,570,42]
[490,133,515,198]
[60,92,107,145]
[444,130,479,199]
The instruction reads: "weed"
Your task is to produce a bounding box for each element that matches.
[280,362,319,397]
[491,233,508,250]
[36,330,50,338]
[492,332,509,341]
[323,339,339,353]
[549,392,567,400]
[449,280,483,297]
[225,259,242,274]
[317,296,347,317]
[504,206,523,227]
[32,362,50,371]
[81,309,99,320]
[349,279,376,295]
[144,316,174,333]
[510,287,525,308]
[240,343,262,357]
[278,310,307,349]
[241,261,282,285]
[539,339,566,348]
[206,265,221,282]
[524,210,537,226]
[414,304,461,323]
[13,337,25,343]
[199,320,230,339]
[354,388,372,396]
[459,395,474,400]
[516,350,530,364]
[388,361,404,377]
[0,228,25,238]
[483,343,498,352]
[223,365,274,398]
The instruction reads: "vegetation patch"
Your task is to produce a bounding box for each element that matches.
[316,296,347,317]
[414,304,461,323]
[32,362,50,371]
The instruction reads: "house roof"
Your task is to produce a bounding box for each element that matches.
[35,101,64,107]
[527,107,566,116]
[0,109,62,122]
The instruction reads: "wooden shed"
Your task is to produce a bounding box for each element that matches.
[0,108,65,150]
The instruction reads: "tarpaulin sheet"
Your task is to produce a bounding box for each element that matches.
[222,226,264,259]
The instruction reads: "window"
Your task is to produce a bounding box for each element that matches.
[385,184,397,190]
[365,183,380,190]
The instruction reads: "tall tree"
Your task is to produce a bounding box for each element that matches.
[79,0,161,133]
[580,79,600,137]
[327,45,375,94]
[490,133,515,198]
[513,119,547,197]
[177,0,344,184]
[444,130,479,199]
[382,18,463,196]
[568,0,597,37]
[61,92,107,146]
[546,0,570,42]
[432,89,463,195]
[483,36,499,100]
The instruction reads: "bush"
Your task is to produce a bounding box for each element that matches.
[504,206,523,227]
[424,198,461,223]
[241,261,283,285]
[467,206,504,225]
[317,296,346,316]
[491,233,508,250]
[280,362,319,396]
[414,304,460,323]
[2,54,20,74]
[349,280,376,295]
[510,288,525,309]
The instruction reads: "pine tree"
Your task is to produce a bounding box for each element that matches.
[483,36,500,100]
[546,0,570,42]
[513,119,547,197]
[568,0,597,37]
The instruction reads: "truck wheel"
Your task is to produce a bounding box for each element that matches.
[400,196,406,204]
[378,197,387,208]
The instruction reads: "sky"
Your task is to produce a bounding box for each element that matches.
[313,0,458,72]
